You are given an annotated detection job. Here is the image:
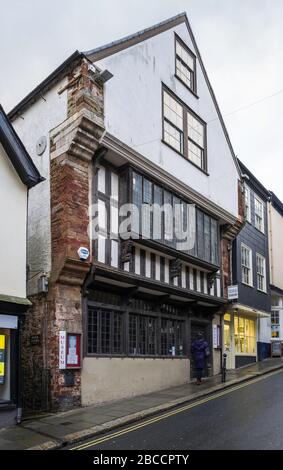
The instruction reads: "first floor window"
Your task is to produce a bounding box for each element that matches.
[234,316,256,354]
[256,254,266,292]
[271,311,280,338]
[241,244,253,286]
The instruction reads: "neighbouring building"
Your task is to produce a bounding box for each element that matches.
[224,160,271,369]
[259,192,283,354]
[9,13,244,413]
[0,104,42,427]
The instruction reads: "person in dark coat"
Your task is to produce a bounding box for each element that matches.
[191,332,209,385]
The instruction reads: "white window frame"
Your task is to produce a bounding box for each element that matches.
[241,243,253,287]
[256,253,266,293]
[254,196,265,233]
[271,310,280,339]
[244,185,251,223]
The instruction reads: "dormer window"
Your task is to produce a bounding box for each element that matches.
[175,35,196,93]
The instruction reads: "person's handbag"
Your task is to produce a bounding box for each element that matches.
[205,346,210,357]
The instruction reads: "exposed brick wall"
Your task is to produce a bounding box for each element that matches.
[221,238,231,299]
[22,57,105,413]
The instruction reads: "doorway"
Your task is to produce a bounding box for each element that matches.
[224,316,233,369]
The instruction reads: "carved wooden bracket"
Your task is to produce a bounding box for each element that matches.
[120,240,134,264]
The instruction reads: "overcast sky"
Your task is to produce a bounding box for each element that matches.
[1,0,282,198]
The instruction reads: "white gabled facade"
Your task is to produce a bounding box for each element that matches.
[92,20,240,219]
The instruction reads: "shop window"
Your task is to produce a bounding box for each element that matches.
[271,311,280,339]
[87,309,123,355]
[0,330,10,403]
[234,316,256,354]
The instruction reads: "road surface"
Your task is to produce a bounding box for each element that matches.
[69,369,283,450]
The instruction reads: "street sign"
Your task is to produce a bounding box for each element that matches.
[228,285,238,300]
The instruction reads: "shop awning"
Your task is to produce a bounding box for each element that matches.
[231,303,270,318]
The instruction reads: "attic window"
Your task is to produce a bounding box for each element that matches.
[175,35,196,93]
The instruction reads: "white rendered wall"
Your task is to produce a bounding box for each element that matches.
[12,82,68,295]
[269,203,283,291]
[95,22,239,218]
[0,144,27,299]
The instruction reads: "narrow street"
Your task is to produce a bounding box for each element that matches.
[69,370,283,450]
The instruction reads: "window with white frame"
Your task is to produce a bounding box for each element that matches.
[256,253,266,292]
[271,311,280,338]
[187,113,205,169]
[175,36,196,92]
[163,90,184,153]
[254,196,264,233]
[244,185,251,222]
[241,244,253,286]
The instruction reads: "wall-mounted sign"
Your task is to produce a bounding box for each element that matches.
[0,335,6,385]
[77,247,90,261]
[213,325,221,349]
[66,334,81,369]
[30,335,41,346]
[59,331,67,369]
[59,331,81,370]
[228,285,239,301]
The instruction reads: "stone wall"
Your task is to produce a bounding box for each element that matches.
[21,58,105,413]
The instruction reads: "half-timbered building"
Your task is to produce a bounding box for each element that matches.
[9,13,244,412]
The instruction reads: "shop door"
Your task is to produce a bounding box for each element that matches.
[224,321,233,369]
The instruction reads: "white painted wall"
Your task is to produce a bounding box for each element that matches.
[82,357,190,405]
[0,144,27,299]
[12,81,68,295]
[268,203,283,291]
[95,22,239,218]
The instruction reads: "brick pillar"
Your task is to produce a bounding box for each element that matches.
[46,59,105,411]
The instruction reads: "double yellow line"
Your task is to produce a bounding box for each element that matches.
[71,368,283,450]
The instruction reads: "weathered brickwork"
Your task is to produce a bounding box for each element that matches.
[21,57,105,413]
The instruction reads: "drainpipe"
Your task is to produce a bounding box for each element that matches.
[16,316,24,424]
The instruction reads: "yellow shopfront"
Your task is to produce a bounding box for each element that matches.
[224,308,258,369]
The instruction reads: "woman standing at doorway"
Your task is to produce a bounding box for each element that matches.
[191,332,210,385]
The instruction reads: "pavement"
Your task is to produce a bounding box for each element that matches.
[1,357,283,450]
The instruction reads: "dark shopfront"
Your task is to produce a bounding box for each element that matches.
[0,299,28,427]
[82,278,220,403]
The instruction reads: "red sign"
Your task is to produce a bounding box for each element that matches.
[66,333,81,368]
